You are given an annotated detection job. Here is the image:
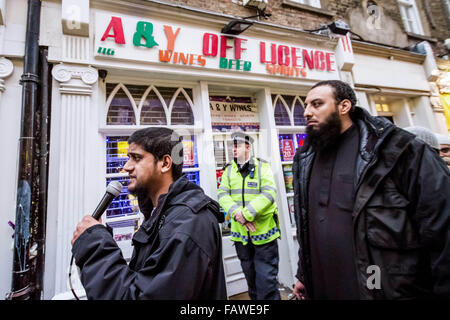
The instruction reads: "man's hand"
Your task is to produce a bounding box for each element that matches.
[293,281,306,300]
[244,222,256,232]
[71,215,101,246]
[233,210,247,225]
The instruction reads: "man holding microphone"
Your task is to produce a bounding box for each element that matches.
[71,127,226,300]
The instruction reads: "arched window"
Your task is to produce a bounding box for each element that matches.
[273,95,291,126]
[293,97,307,126]
[106,83,195,126]
[169,88,194,125]
[272,94,307,126]
[106,83,137,125]
[140,86,168,125]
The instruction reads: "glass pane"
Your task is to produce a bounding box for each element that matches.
[293,98,307,126]
[184,171,200,186]
[214,140,226,168]
[127,84,147,107]
[171,91,194,125]
[287,196,296,226]
[105,176,139,218]
[158,86,178,108]
[107,88,136,125]
[283,95,295,111]
[283,164,294,193]
[279,134,295,161]
[274,98,291,126]
[140,90,167,125]
[106,136,129,174]
[296,133,307,148]
[226,140,234,163]
[181,135,198,168]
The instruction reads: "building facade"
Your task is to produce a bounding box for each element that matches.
[0,0,449,299]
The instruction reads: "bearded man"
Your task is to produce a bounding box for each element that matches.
[292,80,450,300]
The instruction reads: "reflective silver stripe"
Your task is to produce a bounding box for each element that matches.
[228,204,239,216]
[230,189,260,195]
[246,203,258,217]
[261,191,275,204]
[258,159,262,192]
[261,185,277,193]
[218,186,230,193]
[227,165,232,187]
[217,192,228,200]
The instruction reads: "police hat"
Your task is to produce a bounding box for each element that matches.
[231,131,254,144]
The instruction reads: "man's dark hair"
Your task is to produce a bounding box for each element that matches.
[128,127,183,180]
[311,80,357,112]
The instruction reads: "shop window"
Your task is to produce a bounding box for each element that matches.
[170,88,195,125]
[397,0,424,35]
[106,84,137,125]
[293,97,307,126]
[272,94,307,126]
[290,0,321,8]
[106,83,195,126]
[105,134,200,213]
[140,87,168,125]
[376,103,391,113]
[375,103,394,123]
[272,93,307,227]
[104,83,199,257]
[273,95,292,126]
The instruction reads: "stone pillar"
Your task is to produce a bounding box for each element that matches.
[45,63,98,298]
[0,57,13,101]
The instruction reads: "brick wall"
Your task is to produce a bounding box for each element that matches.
[428,0,450,40]
[159,0,448,55]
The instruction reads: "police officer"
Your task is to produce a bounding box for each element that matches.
[217,131,281,300]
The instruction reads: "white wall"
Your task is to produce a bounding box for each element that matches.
[392,98,414,128]
[409,96,442,132]
[0,0,27,300]
[353,54,430,92]
[0,60,23,299]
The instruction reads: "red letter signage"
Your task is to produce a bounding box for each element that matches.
[101,16,126,44]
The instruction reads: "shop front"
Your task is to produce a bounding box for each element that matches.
[39,0,358,299]
[350,41,447,134]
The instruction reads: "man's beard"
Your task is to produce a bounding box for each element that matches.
[129,184,154,218]
[304,111,342,153]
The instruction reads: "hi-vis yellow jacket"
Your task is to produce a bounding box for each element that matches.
[217,158,280,245]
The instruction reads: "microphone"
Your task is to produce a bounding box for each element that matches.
[91,181,123,220]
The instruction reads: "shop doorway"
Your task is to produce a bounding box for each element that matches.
[209,94,260,297]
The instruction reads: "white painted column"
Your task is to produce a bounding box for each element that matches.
[44,63,99,299]
[0,57,13,101]
[392,98,414,128]
[193,81,217,199]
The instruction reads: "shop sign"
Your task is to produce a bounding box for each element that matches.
[210,101,259,132]
[94,12,339,81]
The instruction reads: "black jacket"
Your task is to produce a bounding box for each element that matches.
[293,107,450,299]
[72,176,227,300]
